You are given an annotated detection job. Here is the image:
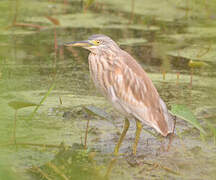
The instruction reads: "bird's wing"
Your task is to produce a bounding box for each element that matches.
[108,51,173,136]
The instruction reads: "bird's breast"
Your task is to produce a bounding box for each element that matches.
[88,53,133,116]
[88,53,112,95]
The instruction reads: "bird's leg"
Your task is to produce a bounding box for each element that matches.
[132,119,143,155]
[114,118,130,156]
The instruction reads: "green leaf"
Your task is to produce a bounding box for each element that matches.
[8,101,39,110]
[207,122,216,145]
[84,0,95,8]
[30,82,55,119]
[170,104,206,135]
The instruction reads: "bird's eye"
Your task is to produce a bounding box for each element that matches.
[95,40,100,44]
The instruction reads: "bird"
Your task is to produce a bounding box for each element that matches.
[64,34,174,155]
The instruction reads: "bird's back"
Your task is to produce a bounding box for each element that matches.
[88,49,174,136]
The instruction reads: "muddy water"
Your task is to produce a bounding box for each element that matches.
[0,0,216,179]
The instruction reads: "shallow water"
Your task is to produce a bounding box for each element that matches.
[0,0,216,179]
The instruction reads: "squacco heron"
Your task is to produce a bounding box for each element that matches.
[65,34,174,155]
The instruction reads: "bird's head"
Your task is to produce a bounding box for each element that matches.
[64,34,120,54]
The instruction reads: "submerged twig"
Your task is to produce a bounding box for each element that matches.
[139,161,180,176]
[32,166,52,180]
[158,163,180,175]
[162,70,166,80]
[13,0,19,24]
[59,96,63,105]
[196,42,211,58]
[105,158,117,178]
[10,22,44,30]
[190,68,193,88]
[0,142,71,149]
[47,162,69,180]
[176,72,180,85]
[130,0,135,23]
[59,45,65,60]
[12,110,18,144]
[63,0,68,13]
[53,27,58,77]
[84,119,90,149]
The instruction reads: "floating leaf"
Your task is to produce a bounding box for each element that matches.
[8,101,39,110]
[188,60,209,68]
[83,105,112,121]
[170,104,206,135]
